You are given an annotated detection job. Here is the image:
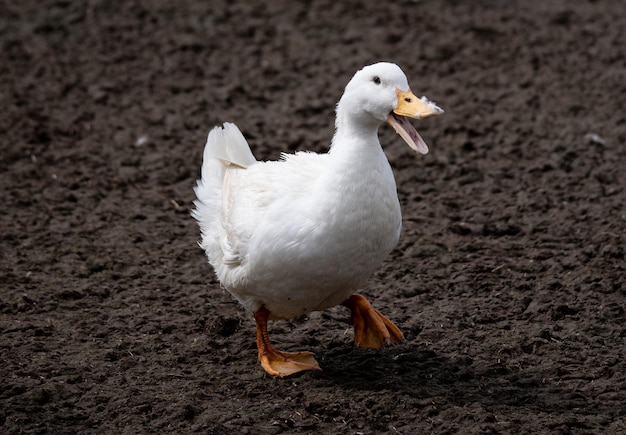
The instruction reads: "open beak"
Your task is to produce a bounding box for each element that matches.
[386,88,444,154]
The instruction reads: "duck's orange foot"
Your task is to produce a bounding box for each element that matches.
[254,307,321,377]
[341,294,404,348]
[259,348,320,377]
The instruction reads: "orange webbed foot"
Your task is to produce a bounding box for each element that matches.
[254,307,321,377]
[341,294,404,348]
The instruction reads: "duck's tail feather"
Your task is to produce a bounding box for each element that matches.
[192,123,256,251]
[201,122,256,176]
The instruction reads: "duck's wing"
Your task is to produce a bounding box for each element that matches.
[220,151,327,270]
[193,122,327,287]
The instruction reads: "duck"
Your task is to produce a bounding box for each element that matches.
[192,62,443,377]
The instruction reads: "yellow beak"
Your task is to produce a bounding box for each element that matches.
[386,88,443,154]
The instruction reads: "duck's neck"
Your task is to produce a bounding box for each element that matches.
[328,105,386,167]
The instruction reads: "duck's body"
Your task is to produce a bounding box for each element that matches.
[193,62,442,376]
[196,127,401,320]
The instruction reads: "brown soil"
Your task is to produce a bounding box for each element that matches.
[1,1,625,433]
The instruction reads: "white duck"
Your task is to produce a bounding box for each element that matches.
[193,62,443,377]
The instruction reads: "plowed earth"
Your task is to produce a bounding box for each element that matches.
[1,1,625,433]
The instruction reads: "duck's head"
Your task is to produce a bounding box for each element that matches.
[339,62,443,154]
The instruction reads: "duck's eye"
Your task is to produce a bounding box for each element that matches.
[372,76,381,85]
[404,97,412,103]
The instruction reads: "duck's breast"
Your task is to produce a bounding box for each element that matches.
[240,153,401,318]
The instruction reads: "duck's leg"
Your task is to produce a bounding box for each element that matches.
[253,306,321,377]
[341,294,404,348]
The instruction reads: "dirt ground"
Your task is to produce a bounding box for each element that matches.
[1,0,625,433]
